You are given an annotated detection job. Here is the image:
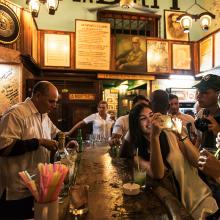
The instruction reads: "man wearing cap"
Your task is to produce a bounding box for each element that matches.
[116,36,146,72]
[193,74,220,150]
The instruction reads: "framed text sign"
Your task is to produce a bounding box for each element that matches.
[69,93,96,100]
[75,20,110,70]
[0,64,22,114]
[44,33,70,67]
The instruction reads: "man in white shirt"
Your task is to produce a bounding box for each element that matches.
[168,93,196,143]
[0,81,61,219]
[68,100,114,141]
[109,95,150,146]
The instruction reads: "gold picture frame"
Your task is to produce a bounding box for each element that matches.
[164,10,189,41]
[172,43,191,70]
[199,36,213,72]
[147,39,169,73]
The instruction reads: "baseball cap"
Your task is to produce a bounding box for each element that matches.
[193,74,220,92]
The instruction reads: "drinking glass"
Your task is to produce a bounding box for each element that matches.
[133,168,146,186]
[69,185,89,216]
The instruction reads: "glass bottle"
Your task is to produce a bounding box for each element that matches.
[54,132,69,162]
[76,129,83,152]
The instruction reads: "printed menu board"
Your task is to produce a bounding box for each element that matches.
[75,20,110,70]
[0,64,21,114]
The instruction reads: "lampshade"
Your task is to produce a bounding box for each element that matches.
[179,15,193,33]
[29,0,40,17]
[176,0,215,33]
[199,14,212,31]
[47,0,59,15]
[119,0,133,8]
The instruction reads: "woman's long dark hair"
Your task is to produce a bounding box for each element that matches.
[129,103,151,151]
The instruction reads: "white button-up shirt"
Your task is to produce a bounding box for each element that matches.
[0,98,60,200]
[112,114,129,137]
[83,113,114,139]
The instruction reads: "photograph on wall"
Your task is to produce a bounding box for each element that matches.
[0,64,21,114]
[44,33,70,67]
[147,40,169,72]
[75,20,110,70]
[115,35,146,73]
[172,44,191,70]
[164,10,189,41]
[200,36,213,72]
[214,31,220,67]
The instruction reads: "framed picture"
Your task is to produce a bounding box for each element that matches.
[199,36,213,72]
[75,20,110,70]
[115,35,146,73]
[214,31,220,67]
[164,10,189,41]
[44,33,70,67]
[0,64,22,114]
[147,40,169,72]
[172,44,191,70]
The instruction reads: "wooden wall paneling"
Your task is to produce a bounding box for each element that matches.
[193,42,199,75]
[111,35,115,70]
[32,20,38,63]
[70,32,74,69]
[39,31,44,66]
[21,10,34,56]
[168,40,173,74]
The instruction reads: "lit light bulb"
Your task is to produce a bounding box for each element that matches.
[180,15,193,33]
[29,0,40,17]
[200,14,212,31]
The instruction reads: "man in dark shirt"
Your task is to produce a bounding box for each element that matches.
[193,74,220,150]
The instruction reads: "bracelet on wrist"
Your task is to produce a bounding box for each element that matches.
[179,136,188,142]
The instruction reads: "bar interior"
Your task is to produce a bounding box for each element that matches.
[0,0,220,219]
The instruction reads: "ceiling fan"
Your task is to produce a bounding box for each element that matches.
[87,0,159,13]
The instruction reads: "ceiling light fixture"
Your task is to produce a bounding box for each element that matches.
[26,0,59,17]
[119,0,134,9]
[176,0,215,33]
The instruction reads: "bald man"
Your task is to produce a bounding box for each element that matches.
[0,81,61,219]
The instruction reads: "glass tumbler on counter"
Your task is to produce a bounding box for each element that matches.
[69,185,89,216]
[133,168,146,186]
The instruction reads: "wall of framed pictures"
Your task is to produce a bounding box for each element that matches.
[36,21,220,76]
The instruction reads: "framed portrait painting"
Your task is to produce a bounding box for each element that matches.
[164,10,189,41]
[147,40,169,73]
[115,35,146,73]
[199,36,213,72]
[172,44,191,70]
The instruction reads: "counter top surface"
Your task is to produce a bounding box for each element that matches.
[60,146,169,220]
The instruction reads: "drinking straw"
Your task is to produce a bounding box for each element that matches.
[19,163,69,203]
[214,148,220,158]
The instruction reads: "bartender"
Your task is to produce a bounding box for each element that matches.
[0,81,76,219]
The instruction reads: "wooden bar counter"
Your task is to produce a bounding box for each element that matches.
[60,145,192,220]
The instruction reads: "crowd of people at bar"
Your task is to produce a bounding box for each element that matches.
[0,74,220,219]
